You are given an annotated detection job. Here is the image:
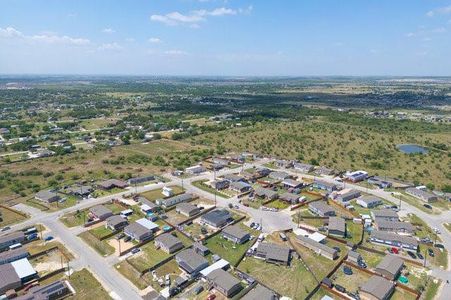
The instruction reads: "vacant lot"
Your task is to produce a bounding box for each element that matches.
[79,231,115,257]
[68,268,111,300]
[238,257,317,299]
[140,185,185,201]
[190,119,451,189]
[0,207,28,226]
[331,265,371,294]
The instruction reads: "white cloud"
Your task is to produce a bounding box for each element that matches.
[0,26,90,45]
[102,28,115,34]
[0,27,24,38]
[150,6,250,27]
[97,42,122,51]
[148,37,162,43]
[125,37,135,42]
[164,49,188,56]
[426,5,451,17]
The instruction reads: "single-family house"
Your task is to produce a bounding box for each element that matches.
[175,249,209,276]
[309,201,335,217]
[293,162,314,173]
[356,196,383,208]
[375,255,404,280]
[185,165,206,175]
[374,219,416,235]
[176,203,201,217]
[295,235,338,260]
[89,205,113,221]
[241,284,277,300]
[369,231,418,251]
[345,171,368,183]
[360,275,395,300]
[155,233,184,254]
[313,179,337,192]
[280,192,300,204]
[222,174,245,183]
[201,209,233,229]
[328,217,346,237]
[281,179,303,189]
[105,215,128,231]
[0,232,25,252]
[333,189,361,202]
[97,179,128,190]
[268,171,291,181]
[0,248,29,265]
[221,225,250,244]
[35,190,61,203]
[371,209,398,222]
[229,181,252,193]
[212,180,229,190]
[405,188,438,203]
[255,243,291,265]
[156,193,193,208]
[367,177,392,189]
[124,219,158,242]
[255,187,279,200]
[206,269,242,297]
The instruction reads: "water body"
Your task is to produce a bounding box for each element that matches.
[397,144,428,154]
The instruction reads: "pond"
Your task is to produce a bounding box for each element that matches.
[397,144,428,154]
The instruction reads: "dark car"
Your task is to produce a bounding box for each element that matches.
[333,246,341,252]
[417,253,424,260]
[407,251,417,259]
[423,204,432,209]
[428,248,435,257]
[434,243,445,250]
[358,261,367,268]
[335,284,346,293]
[124,236,132,242]
[343,266,353,275]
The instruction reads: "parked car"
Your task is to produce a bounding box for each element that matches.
[335,284,346,293]
[131,248,141,254]
[343,266,353,275]
[124,236,132,242]
[388,247,399,254]
[193,285,204,295]
[423,204,432,209]
[1,226,11,232]
[206,294,216,300]
[165,274,170,286]
[417,253,424,260]
[434,243,445,249]
[428,248,435,257]
[333,246,341,253]
[116,233,125,240]
[228,203,233,209]
[250,222,255,228]
[44,236,54,242]
[358,261,367,269]
[407,251,417,259]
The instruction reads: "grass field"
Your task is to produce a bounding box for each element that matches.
[26,240,74,260]
[189,119,451,190]
[238,257,318,299]
[60,209,88,227]
[0,139,199,206]
[204,227,254,266]
[0,207,28,226]
[79,231,115,257]
[89,226,114,239]
[140,185,185,201]
[68,268,111,300]
[115,260,149,290]
[331,265,371,294]
[191,180,232,198]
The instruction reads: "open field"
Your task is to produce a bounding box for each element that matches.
[0,206,28,226]
[191,180,232,198]
[0,139,201,206]
[140,185,185,201]
[68,268,111,300]
[79,231,115,257]
[238,257,318,299]
[190,119,451,189]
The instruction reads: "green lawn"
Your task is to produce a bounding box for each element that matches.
[204,229,253,266]
[89,226,114,239]
[79,231,115,257]
[60,209,88,227]
[68,268,111,300]
[115,261,149,290]
[331,266,371,294]
[238,257,318,300]
[140,185,185,201]
[266,199,290,210]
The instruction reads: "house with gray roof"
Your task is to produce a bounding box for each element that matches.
[255,243,291,265]
[155,233,184,254]
[124,222,153,242]
[15,280,71,300]
[0,232,25,252]
[255,187,279,200]
[35,190,61,203]
[201,209,233,229]
[241,284,277,300]
[281,179,302,189]
[89,205,113,220]
[98,179,128,190]
[268,171,291,181]
[156,193,193,208]
[0,248,29,265]
[334,189,361,202]
[369,231,418,251]
[105,215,128,231]
[406,187,438,203]
[223,174,245,183]
[206,269,242,297]
[65,185,93,197]
[193,242,210,256]
[280,192,300,204]
[222,225,250,244]
[293,163,314,173]
[371,209,398,222]
[360,275,394,300]
[374,219,416,235]
[176,202,201,217]
[327,217,346,237]
[295,235,338,260]
[309,201,335,217]
[356,196,383,208]
[0,263,21,294]
[229,181,252,193]
[312,179,338,192]
[375,255,404,280]
[175,249,209,276]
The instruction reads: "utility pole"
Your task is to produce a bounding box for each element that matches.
[119,239,122,256]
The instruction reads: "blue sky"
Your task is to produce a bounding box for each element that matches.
[1,0,451,76]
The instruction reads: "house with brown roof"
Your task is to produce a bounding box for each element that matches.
[360,275,395,300]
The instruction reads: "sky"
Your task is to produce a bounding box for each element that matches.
[1,0,451,76]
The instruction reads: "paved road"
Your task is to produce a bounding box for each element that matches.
[6,157,450,299]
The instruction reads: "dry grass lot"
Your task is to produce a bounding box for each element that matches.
[0,207,28,226]
[238,257,318,300]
